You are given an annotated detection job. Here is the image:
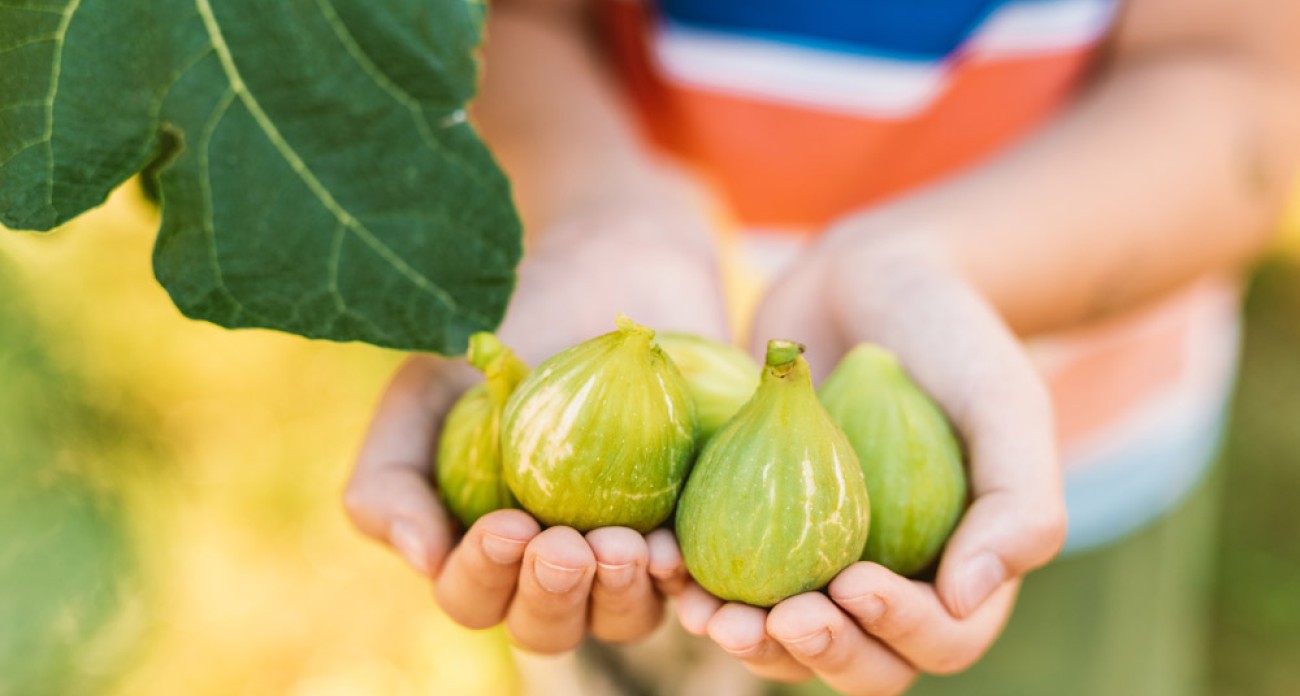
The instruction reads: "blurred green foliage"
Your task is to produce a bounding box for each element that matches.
[0,261,149,696]
[1212,257,1300,695]
[1,185,517,695]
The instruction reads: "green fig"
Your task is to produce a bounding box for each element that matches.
[435,333,529,528]
[819,344,967,577]
[656,332,760,442]
[675,340,871,607]
[501,314,697,533]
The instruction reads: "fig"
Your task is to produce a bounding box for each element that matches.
[435,333,529,528]
[501,314,696,533]
[819,344,967,577]
[656,332,759,442]
[675,340,871,607]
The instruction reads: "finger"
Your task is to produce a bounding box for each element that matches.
[936,484,1066,618]
[586,527,663,643]
[674,580,723,636]
[433,509,540,629]
[829,562,1018,674]
[505,526,598,654]
[749,267,842,380]
[937,344,1064,618]
[767,593,917,696]
[343,462,454,578]
[832,269,1067,616]
[932,359,1062,616]
[344,356,477,576]
[706,603,812,684]
[646,528,689,596]
[353,356,478,483]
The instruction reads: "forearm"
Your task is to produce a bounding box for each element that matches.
[828,44,1300,336]
[470,3,728,355]
[473,1,691,237]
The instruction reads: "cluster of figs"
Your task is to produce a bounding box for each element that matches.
[436,315,967,607]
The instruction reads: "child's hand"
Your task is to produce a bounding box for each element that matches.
[679,223,1066,693]
[675,567,1018,694]
[343,188,726,654]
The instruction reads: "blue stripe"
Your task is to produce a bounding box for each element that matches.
[1060,401,1229,555]
[659,0,1005,60]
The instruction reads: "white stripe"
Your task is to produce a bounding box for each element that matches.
[969,0,1117,57]
[733,236,1241,479]
[651,0,1114,118]
[655,22,947,118]
[1056,280,1241,473]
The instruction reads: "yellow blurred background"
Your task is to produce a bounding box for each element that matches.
[3,182,1300,695]
[0,183,516,696]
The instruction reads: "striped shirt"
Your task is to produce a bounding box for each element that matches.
[599,0,1238,552]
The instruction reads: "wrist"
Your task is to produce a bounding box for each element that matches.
[531,160,721,262]
[813,219,1050,440]
[815,212,963,324]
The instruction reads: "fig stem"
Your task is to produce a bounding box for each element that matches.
[468,332,506,372]
[765,340,805,372]
[467,332,529,404]
[614,312,656,340]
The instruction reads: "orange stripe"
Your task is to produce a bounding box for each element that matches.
[600,4,1240,453]
[599,3,1097,228]
[664,88,917,228]
[889,51,1094,190]
[1041,280,1237,447]
[1046,318,1188,447]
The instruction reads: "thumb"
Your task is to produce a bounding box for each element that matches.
[748,265,843,380]
[344,465,455,578]
[343,356,475,578]
[815,239,1069,618]
[934,368,1067,619]
[935,486,1067,619]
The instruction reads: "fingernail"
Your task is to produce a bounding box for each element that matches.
[958,553,1005,616]
[390,520,429,577]
[481,533,526,565]
[597,562,636,590]
[679,598,716,636]
[534,558,585,593]
[721,642,764,658]
[844,593,886,625]
[784,629,831,657]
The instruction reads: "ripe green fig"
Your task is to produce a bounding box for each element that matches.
[675,340,871,607]
[501,314,697,533]
[819,344,967,577]
[436,333,529,528]
[656,332,759,442]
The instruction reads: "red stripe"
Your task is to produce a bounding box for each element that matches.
[599,1,1097,228]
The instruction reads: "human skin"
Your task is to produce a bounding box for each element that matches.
[343,0,1300,689]
[343,4,729,654]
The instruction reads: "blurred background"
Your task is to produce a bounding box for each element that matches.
[1,180,1299,696]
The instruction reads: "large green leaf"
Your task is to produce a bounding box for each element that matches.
[0,0,520,354]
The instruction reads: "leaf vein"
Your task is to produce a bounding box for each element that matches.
[194,0,487,327]
[0,1,63,13]
[198,89,250,318]
[0,33,57,55]
[0,100,47,115]
[136,45,217,172]
[328,220,346,314]
[311,0,485,186]
[0,137,46,169]
[44,0,82,216]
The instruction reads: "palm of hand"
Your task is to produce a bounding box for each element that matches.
[345,203,728,654]
[673,241,1066,695]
